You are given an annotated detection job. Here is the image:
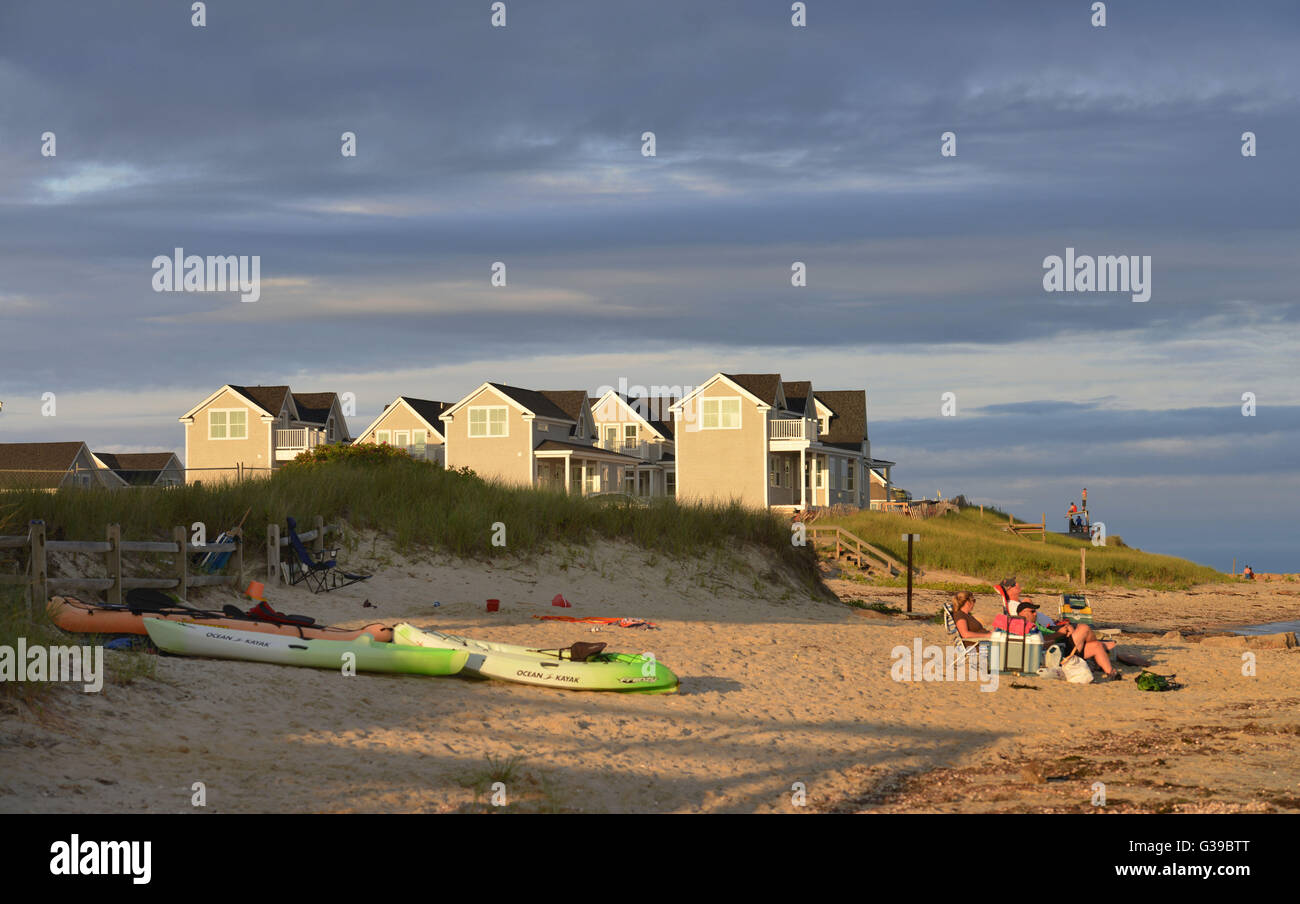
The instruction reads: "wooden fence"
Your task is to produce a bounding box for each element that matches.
[1004,513,1047,541]
[807,525,918,577]
[0,517,341,612]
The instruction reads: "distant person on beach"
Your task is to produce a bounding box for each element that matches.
[1069,502,1078,515]
[1081,488,1088,510]
[950,591,991,640]
[1243,566,1255,580]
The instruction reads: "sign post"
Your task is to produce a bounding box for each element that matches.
[901,533,920,613]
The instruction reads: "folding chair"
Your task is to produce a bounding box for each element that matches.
[283,516,372,593]
[942,602,987,668]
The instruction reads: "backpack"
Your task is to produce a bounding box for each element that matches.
[1135,670,1178,691]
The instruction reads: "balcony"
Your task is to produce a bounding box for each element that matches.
[274,427,326,460]
[768,417,817,444]
[596,438,663,461]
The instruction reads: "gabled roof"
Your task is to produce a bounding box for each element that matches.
[357,397,451,443]
[537,391,591,425]
[93,452,181,486]
[813,390,868,451]
[670,373,777,412]
[487,384,575,422]
[230,385,292,417]
[723,374,784,407]
[781,381,813,416]
[290,392,338,425]
[592,391,675,440]
[0,442,96,488]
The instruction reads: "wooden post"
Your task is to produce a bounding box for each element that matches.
[980,505,984,519]
[233,528,245,589]
[28,521,46,617]
[173,525,189,601]
[902,533,919,613]
[267,523,281,584]
[106,523,122,604]
[313,515,325,555]
[1042,514,1047,542]
[1232,557,1236,576]
[1081,548,1087,588]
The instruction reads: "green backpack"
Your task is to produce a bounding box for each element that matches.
[1135,670,1177,692]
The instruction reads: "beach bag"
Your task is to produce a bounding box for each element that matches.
[1036,666,1066,680]
[1135,671,1176,691]
[1061,654,1094,684]
[1043,644,1064,669]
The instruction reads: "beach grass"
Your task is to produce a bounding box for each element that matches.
[820,505,1226,590]
[0,455,820,586]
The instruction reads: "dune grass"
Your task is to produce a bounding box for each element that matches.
[0,457,819,585]
[820,505,1227,590]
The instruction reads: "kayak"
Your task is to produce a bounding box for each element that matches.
[392,623,678,693]
[144,619,467,676]
[49,596,393,642]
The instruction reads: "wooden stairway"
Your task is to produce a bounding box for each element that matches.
[807,525,921,577]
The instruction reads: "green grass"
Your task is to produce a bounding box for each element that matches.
[820,505,1227,590]
[0,457,820,587]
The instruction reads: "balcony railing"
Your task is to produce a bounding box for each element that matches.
[274,428,326,460]
[596,438,663,461]
[768,417,816,442]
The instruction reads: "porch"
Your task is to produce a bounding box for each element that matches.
[534,441,640,496]
[274,427,327,461]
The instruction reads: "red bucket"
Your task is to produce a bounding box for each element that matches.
[486,599,500,612]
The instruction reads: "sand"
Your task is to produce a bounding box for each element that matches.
[2,536,1298,814]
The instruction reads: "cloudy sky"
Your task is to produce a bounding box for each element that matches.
[1,1,1296,572]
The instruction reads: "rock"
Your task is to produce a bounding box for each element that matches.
[1161,630,1184,643]
[1201,633,1296,650]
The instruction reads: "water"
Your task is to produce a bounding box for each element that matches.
[1233,619,1300,636]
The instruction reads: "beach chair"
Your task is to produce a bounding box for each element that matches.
[283,517,372,593]
[942,602,985,667]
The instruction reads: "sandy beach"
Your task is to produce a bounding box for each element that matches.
[3,537,1298,814]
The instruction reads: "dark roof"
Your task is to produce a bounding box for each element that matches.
[487,383,574,422]
[94,452,179,486]
[538,391,591,425]
[399,397,452,434]
[723,373,783,406]
[533,439,640,461]
[229,384,290,416]
[0,442,88,488]
[781,381,812,415]
[814,390,868,451]
[291,392,337,425]
[870,457,896,468]
[605,393,676,440]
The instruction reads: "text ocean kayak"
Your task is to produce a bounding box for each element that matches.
[393,623,678,693]
[144,619,466,676]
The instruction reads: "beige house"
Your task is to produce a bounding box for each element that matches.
[178,384,351,482]
[353,397,450,464]
[0,441,126,489]
[440,383,638,493]
[590,391,676,497]
[669,373,875,511]
[92,451,185,487]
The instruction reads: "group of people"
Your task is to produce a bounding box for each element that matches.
[950,575,1124,680]
[1066,495,1088,532]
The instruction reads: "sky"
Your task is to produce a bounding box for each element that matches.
[0,1,1296,572]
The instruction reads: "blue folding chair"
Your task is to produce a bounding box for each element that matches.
[284,517,371,593]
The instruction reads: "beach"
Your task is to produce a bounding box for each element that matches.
[2,537,1298,814]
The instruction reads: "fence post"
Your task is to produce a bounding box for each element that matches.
[173,525,189,601]
[28,521,46,617]
[1081,548,1087,588]
[313,515,325,555]
[106,523,122,604]
[267,523,281,584]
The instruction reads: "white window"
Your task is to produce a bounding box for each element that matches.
[623,470,636,493]
[209,409,247,440]
[393,430,410,449]
[603,425,618,445]
[376,430,391,445]
[469,406,508,437]
[623,424,637,445]
[820,416,829,435]
[327,418,335,441]
[701,397,741,430]
[816,461,826,489]
[412,430,427,458]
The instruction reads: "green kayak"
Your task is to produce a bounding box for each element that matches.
[393,623,678,693]
[144,618,468,676]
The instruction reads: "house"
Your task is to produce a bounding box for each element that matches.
[352,397,450,463]
[867,458,897,508]
[589,391,676,497]
[92,451,185,487]
[669,373,877,511]
[440,382,639,494]
[0,442,126,489]
[178,384,352,482]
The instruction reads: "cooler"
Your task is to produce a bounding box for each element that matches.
[990,627,1043,675]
